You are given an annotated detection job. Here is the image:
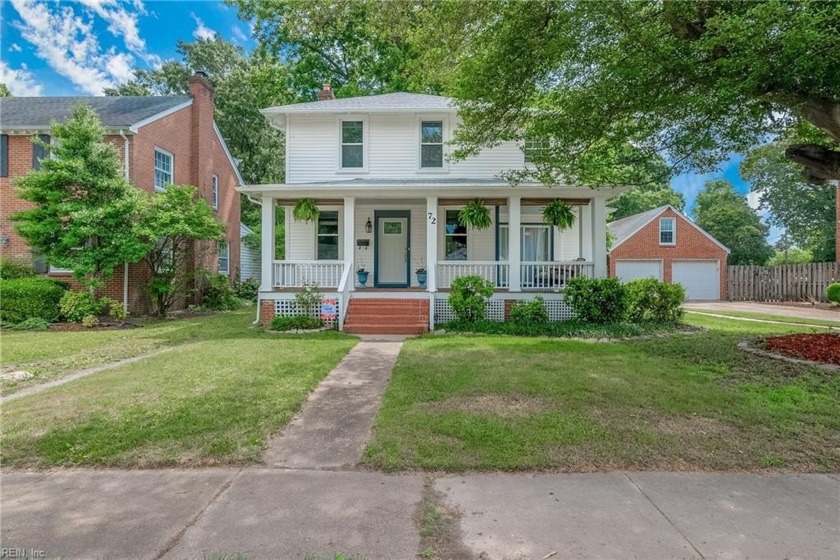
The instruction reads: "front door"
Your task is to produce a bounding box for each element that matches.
[375,211,410,287]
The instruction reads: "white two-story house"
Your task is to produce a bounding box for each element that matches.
[240,87,623,334]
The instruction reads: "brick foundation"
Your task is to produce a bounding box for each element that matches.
[260,299,275,326]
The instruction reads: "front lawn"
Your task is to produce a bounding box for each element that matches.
[1,312,356,468]
[364,315,839,472]
[1,310,265,394]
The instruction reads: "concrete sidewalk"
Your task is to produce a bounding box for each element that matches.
[2,468,837,559]
[685,301,840,323]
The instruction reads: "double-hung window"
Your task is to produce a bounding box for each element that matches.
[340,121,364,168]
[154,148,173,191]
[211,174,219,210]
[659,217,676,245]
[218,241,230,274]
[523,137,549,164]
[420,121,443,168]
[0,134,8,177]
[317,211,339,259]
[444,210,467,260]
[32,134,50,170]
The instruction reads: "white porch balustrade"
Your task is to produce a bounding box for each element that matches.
[436,261,593,290]
[273,260,345,288]
[436,261,510,289]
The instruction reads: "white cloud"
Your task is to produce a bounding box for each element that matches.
[9,0,150,94]
[191,13,215,41]
[9,43,22,52]
[746,191,761,210]
[231,24,248,44]
[76,0,158,65]
[0,60,44,96]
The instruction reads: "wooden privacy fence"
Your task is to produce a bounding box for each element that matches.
[728,262,840,302]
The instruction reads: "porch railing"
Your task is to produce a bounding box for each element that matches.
[520,261,594,290]
[273,260,345,288]
[337,261,353,331]
[437,261,510,289]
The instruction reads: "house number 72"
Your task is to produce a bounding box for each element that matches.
[427,213,436,224]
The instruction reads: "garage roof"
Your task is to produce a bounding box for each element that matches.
[608,205,730,253]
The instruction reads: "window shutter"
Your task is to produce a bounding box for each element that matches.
[32,134,50,170]
[0,134,7,177]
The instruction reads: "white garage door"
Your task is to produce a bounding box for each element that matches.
[615,260,662,282]
[672,260,720,300]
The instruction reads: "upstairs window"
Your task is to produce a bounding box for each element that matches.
[32,134,50,170]
[659,217,676,245]
[211,174,219,210]
[444,210,467,260]
[0,135,7,177]
[317,211,339,259]
[420,121,443,168]
[523,137,549,164]
[341,121,364,168]
[154,148,173,191]
[218,241,230,274]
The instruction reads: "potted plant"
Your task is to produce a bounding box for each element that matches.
[416,267,427,288]
[542,200,576,230]
[356,265,369,287]
[293,198,320,222]
[458,199,493,230]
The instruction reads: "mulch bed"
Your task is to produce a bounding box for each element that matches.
[765,333,840,366]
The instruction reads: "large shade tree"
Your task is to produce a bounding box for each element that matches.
[694,180,773,265]
[400,0,840,186]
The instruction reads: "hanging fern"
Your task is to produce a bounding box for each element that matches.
[293,198,320,222]
[542,200,576,230]
[458,199,492,230]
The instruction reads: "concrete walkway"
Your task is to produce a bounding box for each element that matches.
[262,338,404,469]
[686,301,840,323]
[2,469,837,559]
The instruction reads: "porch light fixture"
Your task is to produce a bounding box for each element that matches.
[365,217,372,233]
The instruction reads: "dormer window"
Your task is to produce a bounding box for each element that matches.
[420,121,443,168]
[341,121,364,168]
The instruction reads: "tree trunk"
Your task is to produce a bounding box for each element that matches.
[784,144,840,184]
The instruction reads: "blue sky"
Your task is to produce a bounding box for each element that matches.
[1,0,768,236]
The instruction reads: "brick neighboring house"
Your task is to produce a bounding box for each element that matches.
[0,74,242,314]
[608,205,730,301]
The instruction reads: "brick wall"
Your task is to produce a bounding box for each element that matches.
[1,77,241,315]
[260,299,275,326]
[608,208,729,299]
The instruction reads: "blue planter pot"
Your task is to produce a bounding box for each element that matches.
[416,271,427,288]
[357,271,369,287]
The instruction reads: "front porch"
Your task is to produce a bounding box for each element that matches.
[247,183,614,332]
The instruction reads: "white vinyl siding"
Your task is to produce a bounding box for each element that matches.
[154,148,173,192]
[286,114,524,183]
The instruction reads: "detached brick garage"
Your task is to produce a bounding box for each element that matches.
[608,205,730,300]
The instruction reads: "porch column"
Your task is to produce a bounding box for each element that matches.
[259,197,275,292]
[508,195,521,292]
[343,196,355,291]
[426,196,438,293]
[591,197,607,278]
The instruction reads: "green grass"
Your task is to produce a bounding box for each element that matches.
[685,309,840,328]
[1,311,357,468]
[1,310,267,394]
[363,315,839,472]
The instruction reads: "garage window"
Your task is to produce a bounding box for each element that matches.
[659,218,675,245]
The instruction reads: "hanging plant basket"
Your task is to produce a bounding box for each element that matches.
[458,199,493,230]
[542,200,576,230]
[293,198,320,223]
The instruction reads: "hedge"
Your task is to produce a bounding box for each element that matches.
[0,277,68,324]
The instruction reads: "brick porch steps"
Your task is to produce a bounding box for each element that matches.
[343,298,429,335]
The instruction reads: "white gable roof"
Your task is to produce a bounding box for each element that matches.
[608,205,730,253]
[263,92,455,115]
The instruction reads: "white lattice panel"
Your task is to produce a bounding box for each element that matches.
[274,299,339,326]
[545,299,574,321]
[434,296,574,325]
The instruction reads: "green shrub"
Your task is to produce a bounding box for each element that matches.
[9,317,50,331]
[294,283,323,315]
[564,277,628,323]
[233,277,259,300]
[827,282,840,304]
[443,318,678,338]
[449,275,495,322]
[0,257,36,279]
[60,291,126,322]
[269,315,324,331]
[198,271,241,311]
[625,278,685,322]
[0,278,67,323]
[81,314,100,328]
[509,296,549,325]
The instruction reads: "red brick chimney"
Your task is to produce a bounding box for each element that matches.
[317,83,335,101]
[188,72,215,190]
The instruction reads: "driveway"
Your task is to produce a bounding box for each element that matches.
[685,301,840,323]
